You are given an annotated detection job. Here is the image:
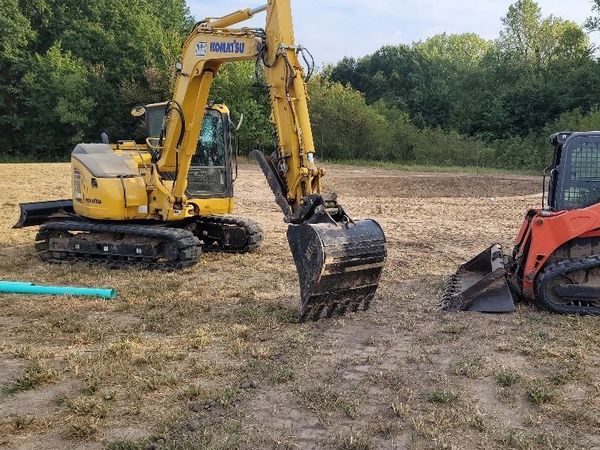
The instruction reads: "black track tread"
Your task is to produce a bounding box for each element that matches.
[536,255,600,315]
[36,221,200,270]
[194,215,263,253]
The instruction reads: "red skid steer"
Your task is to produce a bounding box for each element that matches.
[444,132,600,315]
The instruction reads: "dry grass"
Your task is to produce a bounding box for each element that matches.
[0,162,599,449]
[1,360,57,394]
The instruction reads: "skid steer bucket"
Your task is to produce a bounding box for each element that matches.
[287,219,386,322]
[442,244,515,313]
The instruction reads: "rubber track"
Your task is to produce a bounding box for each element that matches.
[194,215,262,253]
[36,221,200,270]
[536,255,600,315]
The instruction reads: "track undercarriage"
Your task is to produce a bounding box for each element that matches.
[536,238,600,315]
[29,214,262,270]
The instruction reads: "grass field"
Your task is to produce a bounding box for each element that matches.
[0,162,598,450]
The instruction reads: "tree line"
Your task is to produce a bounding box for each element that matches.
[1,0,190,160]
[327,0,600,170]
[2,0,600,171]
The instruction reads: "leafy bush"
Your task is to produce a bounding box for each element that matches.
[308,77,394,160]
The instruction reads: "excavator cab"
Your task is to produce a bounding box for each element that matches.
[144,102,235,200]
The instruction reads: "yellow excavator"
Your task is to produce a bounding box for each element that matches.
[14,0,387,321]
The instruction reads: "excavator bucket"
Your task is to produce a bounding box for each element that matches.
[442,244,515,313]
[287,219,386,322]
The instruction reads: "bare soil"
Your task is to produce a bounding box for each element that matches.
[0,163,598,450]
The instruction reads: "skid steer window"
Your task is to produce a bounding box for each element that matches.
[187,110,227,197]
[559,137,600,210]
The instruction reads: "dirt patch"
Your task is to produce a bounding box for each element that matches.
[0,356,28,386]
[0,162,598,449]
[324,166,541,199]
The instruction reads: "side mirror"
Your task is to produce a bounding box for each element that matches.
[131,105,146,117]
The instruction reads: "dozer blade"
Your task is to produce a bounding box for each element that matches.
[442,244,515,313]
[287,219,386,322]
[13,200,75,228]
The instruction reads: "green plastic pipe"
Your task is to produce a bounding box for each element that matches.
[0,281,116,299]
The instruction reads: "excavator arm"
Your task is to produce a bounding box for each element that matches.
[157,0,387,320]
[155,1,327,219]
[151,11,263,217]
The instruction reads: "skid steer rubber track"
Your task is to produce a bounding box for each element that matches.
[192,216,263,253]
[288,219,386,322]
[536,256,600,315]
[35,221,200,270]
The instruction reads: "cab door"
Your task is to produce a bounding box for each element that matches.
[186,109,233,199]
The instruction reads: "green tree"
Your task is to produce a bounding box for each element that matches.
[210,62,273,153]
[498,0,590,70]
[0,0,34,155]
[308,77,393,161]
[495,0,592,135]
[2,0,192,157]
[415,33,492,67]
[585,0,600,31]
[19,44,97,157]
[498,0,543,62]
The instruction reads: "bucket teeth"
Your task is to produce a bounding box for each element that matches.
[325,303,338,318]
[442,278,461,310]
[299,307,310,323]
[441,293,465,312]
[311,304,326,321]
[338,300,352,315]
[299,295,375,322]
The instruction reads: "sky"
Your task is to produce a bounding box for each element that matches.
[187,0,600,65]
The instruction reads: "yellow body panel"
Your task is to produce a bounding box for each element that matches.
[189,198,235,216]
[71,158,148,220]
[70,103,235,222]
[113,147,153,170]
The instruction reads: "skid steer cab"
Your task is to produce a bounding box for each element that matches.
[444,131,600,315]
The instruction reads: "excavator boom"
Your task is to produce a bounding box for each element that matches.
[174,1,386,320]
